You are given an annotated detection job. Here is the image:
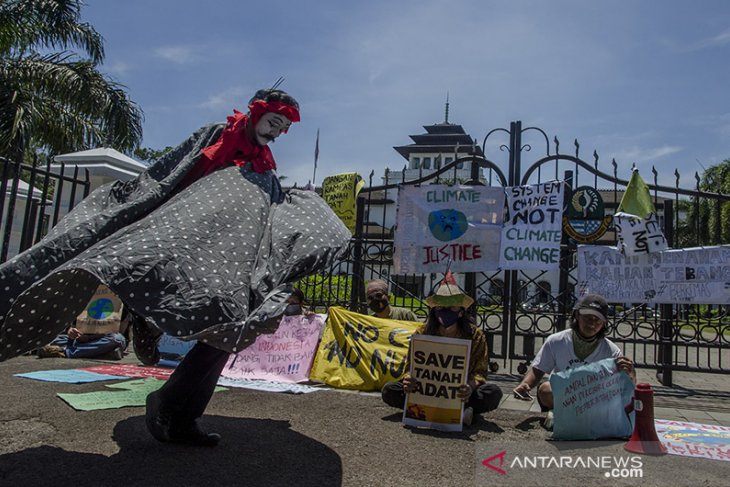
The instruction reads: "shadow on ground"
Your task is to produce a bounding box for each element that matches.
[0,416,343,487]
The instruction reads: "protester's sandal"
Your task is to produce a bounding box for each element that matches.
[36,345,65,358]
[462,407,474,426]
[541,410,554,431]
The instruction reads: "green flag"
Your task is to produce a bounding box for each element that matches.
[617,170,655,219]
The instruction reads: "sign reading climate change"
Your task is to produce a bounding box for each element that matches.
[394,185,504,273]
[500,181,564,270]
[577,245,730,304]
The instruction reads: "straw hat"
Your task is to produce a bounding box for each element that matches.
[425,271,474,308]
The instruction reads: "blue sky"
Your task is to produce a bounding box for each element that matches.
[83,0,730,189]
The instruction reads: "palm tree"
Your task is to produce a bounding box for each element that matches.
[0,0,143,161]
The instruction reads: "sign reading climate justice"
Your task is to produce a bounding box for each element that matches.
[577,244,730,304]
[394,185,504,273]
[403,334,471,432]
[500,180,564,270]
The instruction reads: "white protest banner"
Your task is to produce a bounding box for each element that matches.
[221,314,325,383]
[550,357,635,440]
[500,180,564,270]
[577,245,730,304]
[403,334,471,432]
[393,185,504,273]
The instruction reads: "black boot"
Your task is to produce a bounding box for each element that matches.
[169,421,221,447]
[145,390,172,442]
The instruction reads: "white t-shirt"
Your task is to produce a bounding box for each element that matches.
[531,329,622,374]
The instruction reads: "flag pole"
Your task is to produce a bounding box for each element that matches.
[312,129,320,187]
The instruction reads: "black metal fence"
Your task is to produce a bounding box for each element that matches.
[299,121,730,385]
[0,156,90,264]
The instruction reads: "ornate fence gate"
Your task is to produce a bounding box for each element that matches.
[300,121,730,386]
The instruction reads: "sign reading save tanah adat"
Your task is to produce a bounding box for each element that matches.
[403,334,471,432]
[309,307,420,391]
[500,180,564,270]
[577,244,730,304]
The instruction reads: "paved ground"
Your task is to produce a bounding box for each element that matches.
[0,353,728,487]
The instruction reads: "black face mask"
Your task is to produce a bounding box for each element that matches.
[368,298,388,313]
[284,304,303,316]
[435,308,460,328]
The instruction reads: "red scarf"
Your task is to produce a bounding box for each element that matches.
[178,111,275,189]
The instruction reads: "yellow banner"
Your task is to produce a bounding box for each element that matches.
[321,173,365,235]
[309,306,420,391]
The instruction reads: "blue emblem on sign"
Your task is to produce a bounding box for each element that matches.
[428,209,468,242]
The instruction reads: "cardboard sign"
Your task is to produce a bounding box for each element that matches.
[321,173,365,234]
[500,181,564,270]
[75,284,124,334]
[394,185,504,273]
[309,307,420,391]
[403,334,471,432]
[221,314,325,383]
[550,357,635,440]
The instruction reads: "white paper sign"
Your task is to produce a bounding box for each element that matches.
[500,181,563,270]
[614,211,668,256]
[577,245,730,304]
[393,185,504,273]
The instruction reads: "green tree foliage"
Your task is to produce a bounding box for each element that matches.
[296,275,353,309]
[0,0,143,161]
[683,159,730,246]
[134,146,173,163]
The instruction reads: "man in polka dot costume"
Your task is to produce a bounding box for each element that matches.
[0,88,351,446]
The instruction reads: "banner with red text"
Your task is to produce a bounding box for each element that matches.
[221,314,325,383]
[393,185,504,273]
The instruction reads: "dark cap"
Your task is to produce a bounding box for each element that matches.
[574,294,609,322]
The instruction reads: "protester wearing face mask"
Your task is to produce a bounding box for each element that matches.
[380,272,503,425]
[284,288,311,316]
[365,280,418,322]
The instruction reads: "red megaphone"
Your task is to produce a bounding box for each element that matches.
[624,383,667,455]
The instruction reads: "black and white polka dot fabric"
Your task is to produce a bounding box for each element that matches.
[0,124,350,360]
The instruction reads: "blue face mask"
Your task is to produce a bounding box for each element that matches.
[435,308,460,328]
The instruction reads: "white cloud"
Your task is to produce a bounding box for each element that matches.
[154,46,200,64]
[688,28,730,51]
[106,61,131,76]
[196,86,252,111]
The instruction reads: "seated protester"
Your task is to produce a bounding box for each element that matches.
[381,272,503,425]
[37,326,127,360]
[284,288,313,316]
[366,279,418,321]
[512,293,636,429]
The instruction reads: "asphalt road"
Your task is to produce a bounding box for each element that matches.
[0,355,727,487]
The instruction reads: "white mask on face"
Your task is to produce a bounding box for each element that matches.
[253,112,291,146]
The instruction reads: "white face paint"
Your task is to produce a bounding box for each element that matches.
[253,112,292,146]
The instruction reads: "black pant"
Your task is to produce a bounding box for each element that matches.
[381,381,503,414]
[155,341,230,427]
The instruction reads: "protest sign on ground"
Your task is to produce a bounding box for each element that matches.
[403,334,471,432]
[500,181,563,270]
[221,314,325,383]
[79,364,174,380]
[309,307,419,391]
[550,357,634,440]
[393,185,504,273]
[654,419,730,461]
[15,369,127,383]
[577,244,730,304]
